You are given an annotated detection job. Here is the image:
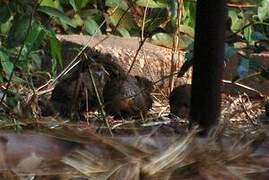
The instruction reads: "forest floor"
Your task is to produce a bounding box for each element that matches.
[0,35,269,179]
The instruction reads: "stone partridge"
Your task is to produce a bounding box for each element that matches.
[103,75,153,118]
[169,84,191,118]
[50,61,110,118]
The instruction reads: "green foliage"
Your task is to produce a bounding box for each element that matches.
[109,8,138,31]
[48,31,63,75]
[0,0,269,88]
[7,15,31,48]
[84,18,102,35]
[225,1,269,79]
[258,0,269,21]
[135,0,168,8]
[0,49,13,80]
[38,6,77,28]
[106,0,128,10]
[0,5,11,23]
[69,0,90,11]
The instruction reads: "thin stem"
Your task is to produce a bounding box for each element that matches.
[89,69,113,136]
[169,0,183,92]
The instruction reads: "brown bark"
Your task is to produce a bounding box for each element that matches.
[54,35,191,89]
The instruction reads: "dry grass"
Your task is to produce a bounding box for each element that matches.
[1,89,269,179]
[1,33,269,179]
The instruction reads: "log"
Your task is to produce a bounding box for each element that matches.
[54,35,191,89]
[42,35,269,96]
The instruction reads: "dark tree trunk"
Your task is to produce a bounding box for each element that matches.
[190,1,226,135]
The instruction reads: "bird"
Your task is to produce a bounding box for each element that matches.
[102,75,153,119]
[50,61,110,118]
[169,84,191,119]
[91,50,126,78]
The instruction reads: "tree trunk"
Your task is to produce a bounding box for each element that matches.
[190,0,226,135]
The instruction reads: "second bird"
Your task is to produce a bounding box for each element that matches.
[169,84,191,119]
[103,75,153,119]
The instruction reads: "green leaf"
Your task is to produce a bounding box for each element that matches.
[0,49,13,77]
[48,32,63,74]
[7,15,31,48]
[135,0,168,8]
[38,6,76,27]
[69,0,81,11]
[50,39,62,64]
[117,28,130,37]
[168,0,178,28]
[16,23,45,70]
[72,14,84,26]
[79,9,101,19]
[83,19,102,35]
[182,1,196,28]
[31,53,42,70]
[243,25,252,41]
[258,0,269,21]
[40,0,62,9]
[0,4,11,23]
[22,23,45,57]
[69,0,90,11]
[180,25,194,38]
[150,32,191,49]
[151,32,173,48]
[106,0,128,10]
[228,9,244,32]
[0,75,3,83]
[108,8,137,30]
[0,16,13,34]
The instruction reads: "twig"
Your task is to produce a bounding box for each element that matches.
[226,3,256,8]
[88,68,113,136]
[222,80,264,97]
[127,2,149,75]
[127,38,147,74]
[85,87,89,125]
[238,94,257,126]
[141,0,149,40]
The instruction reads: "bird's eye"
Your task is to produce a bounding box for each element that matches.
[95,71,103,77]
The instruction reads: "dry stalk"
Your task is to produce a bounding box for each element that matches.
[169,0,184,92]
[238,94,257,126]
[222,80,264,97]
[88,65,113,136]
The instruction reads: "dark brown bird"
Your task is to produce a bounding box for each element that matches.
[40,41,128,118]
[42,40,126,77]
[169,84,191,118]
[50,61,110,118]
[103,75,153,118]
